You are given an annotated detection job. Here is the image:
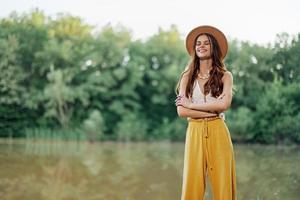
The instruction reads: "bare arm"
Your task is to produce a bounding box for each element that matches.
[177,106,217,118]
[176,72,217,118]
[189,71,233,112]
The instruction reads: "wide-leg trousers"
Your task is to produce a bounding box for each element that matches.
[180,116,237,200]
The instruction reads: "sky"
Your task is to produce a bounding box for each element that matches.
[1,0,300,45]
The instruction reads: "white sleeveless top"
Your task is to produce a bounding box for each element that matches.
[192,80,225,120]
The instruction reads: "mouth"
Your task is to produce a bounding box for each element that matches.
[197,49,207,53]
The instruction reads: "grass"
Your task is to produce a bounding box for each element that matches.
[24,127,87,141]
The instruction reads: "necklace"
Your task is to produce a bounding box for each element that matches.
[198,70,211,80]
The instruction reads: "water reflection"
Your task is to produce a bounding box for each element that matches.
[235,144,300,200]
[0,140,299,200]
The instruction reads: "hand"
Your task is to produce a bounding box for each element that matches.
[217,93,226,100]
[175,95,193,109]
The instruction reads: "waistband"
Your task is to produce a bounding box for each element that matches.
[187,115,221,122]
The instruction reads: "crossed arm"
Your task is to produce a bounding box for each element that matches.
[176,71,233,118]
[177,105,218,118]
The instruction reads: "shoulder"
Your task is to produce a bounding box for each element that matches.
[181,69,191,82]
[222,70,233,83]
[182,68,191,77]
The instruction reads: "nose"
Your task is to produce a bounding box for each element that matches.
[200,43,206,49]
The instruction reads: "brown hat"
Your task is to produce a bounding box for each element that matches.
[185,25,228,60]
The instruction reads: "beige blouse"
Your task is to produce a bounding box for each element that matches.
[191,80,225,120]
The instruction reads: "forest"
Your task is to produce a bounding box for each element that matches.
[1,10,299,144]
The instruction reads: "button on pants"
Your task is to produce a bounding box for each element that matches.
[180,117,237,200]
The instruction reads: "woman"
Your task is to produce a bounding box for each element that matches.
[175,25,237,200]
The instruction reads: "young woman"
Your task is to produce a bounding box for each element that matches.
[175,25,237,200]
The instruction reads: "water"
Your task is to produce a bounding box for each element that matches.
[0,139,299,200]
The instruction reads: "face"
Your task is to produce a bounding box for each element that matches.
[195,34,212,59]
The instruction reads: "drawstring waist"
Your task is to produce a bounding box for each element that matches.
[187,115,221,122]
[188,116,221,138]
[187,115,221,171]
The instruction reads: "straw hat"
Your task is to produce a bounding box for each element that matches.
[185,25,228,60]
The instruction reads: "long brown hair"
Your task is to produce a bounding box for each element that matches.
[175,33,226,98]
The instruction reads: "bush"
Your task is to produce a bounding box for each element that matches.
[82,110,105,142]
[151,117,187,141]
[253,79,300,144]
[226,107,255,142]
[116,113,148,142]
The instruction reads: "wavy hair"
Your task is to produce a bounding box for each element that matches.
[175,33,227,99]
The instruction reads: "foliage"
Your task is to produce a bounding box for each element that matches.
[82,109,105,142]
[0,10,299,144]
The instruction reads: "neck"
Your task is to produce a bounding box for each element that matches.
[199,59,212,75]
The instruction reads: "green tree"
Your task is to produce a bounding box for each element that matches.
[0,35,25,105]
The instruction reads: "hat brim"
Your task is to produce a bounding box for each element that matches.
[185,25,228,60]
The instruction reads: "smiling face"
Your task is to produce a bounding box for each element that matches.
[195,34,212,60]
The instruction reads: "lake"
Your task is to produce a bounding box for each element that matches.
[0,139,299,200]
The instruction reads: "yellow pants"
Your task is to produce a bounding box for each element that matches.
[181,117,237,200]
